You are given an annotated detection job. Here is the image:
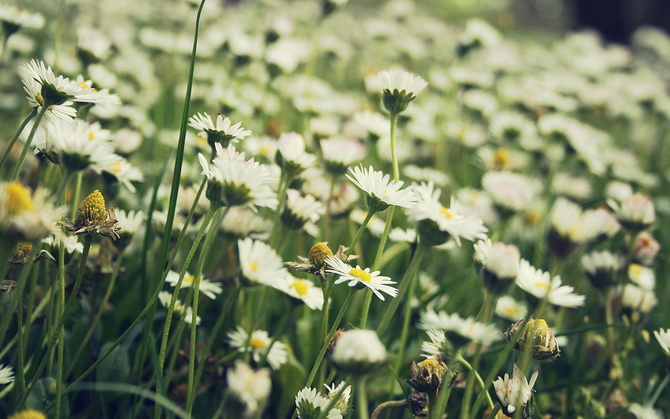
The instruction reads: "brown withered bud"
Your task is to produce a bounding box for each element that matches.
[408,391,428,418]
[407,360,449,393]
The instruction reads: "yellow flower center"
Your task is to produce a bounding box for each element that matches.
[502,306,517,317]
[184,275,195,284]
[494,147,510,169]
[439,206,454,219]
[629,263,642,277]
[78,190,107,224]
[248,262,259,271]
[290,279,309,296]
[534,281,551,291]
[250,337,267,349]
[110,160,123,174]
[5,182,34,215]
[88,130,96,141]
[349,268,372,282]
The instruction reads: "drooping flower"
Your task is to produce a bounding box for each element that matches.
[493,363,538,415]
[324,256,397,301]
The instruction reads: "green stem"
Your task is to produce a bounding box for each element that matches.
[457,353,495,411]
[376,242,427,336]
[389,112,400,182]
[0,108,37,173]
[56,234,92,418]
[487,403,502,419]
[69,172,84,219]
[186,206,225,414]
[10,103,48,181]
[433,351,461,419]
[392,257,422,373]
[649,373,670,407]
[270,172,290,249]
[154,207,217,419]
[355,376,369,419]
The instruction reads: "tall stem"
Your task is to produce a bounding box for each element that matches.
[10,104,48,181]
[270,172,290,249]
[389,112,400,182]
[0,108,37,173]
[355,376,369,419]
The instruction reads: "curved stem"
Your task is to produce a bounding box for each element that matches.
[370,400,407,419]
[0,108,37,173]
[457,353,495,411]
[10,103,48,181]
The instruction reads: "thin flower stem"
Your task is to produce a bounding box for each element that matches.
[316,378,350,419]
[391,256,422,373]
[487,403,502,419]
[376,242,427,336]
[10,103,48,181]
[370,400,407,419]
[16,272,26,394]
[432,350,461,419]
[154,206,217,419]
[649,373,670,407]
[270,172,291,249]
[69,171,84,219]
[355,376,369,419]
[186,206,226,414]
[456,353,495,411]
[56,234,92,419]
[67,251,125,377]
[389,112,400,182]
[54,169,75,206]
[0,108,37,173]
[322,175,336,242]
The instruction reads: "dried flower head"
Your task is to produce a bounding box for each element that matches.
[60,190,119,240]
[504,319,560,362]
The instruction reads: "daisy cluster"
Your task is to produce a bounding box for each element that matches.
[0,0,668,418]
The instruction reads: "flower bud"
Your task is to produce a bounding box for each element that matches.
[309,242,334,268]
[407,359,449,393]
[504,319,560,362]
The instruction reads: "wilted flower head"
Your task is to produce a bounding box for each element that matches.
[493,363,538,416]
[60,190,119,240]
[377,69,428,114]
[407,359,450,393]
[504,318,560,362]
[329,329,387,375]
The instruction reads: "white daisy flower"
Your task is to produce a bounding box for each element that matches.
[493,363,538,415]
[0,5,44,31]
[581,250,621,287]
[199,144,277,209]
[632,231,660,266]
[0,182,64,243]
[330,329,387,374]
[654,328,670,357]
[158,291,200,325]
[320,137,365,174]
[282,189,326,230]
[377,69,428,114]
[346,165,416,212]
[324,381,352,414]
[220,207,272,240]
[352,110,387,140]
[277,132,317,174]
[42,230,83,255]
[515,259,585,308]
[188,112,251,150]
[165,270,222,300]
[237,238,289,288]
[495,296,528,321]
[628,263,655,290]
[629,403,664,419]
[482,171,541,213]
[19,59,101,121]
[99,155,144,192]
[419,310,499,345]
[549,198,612,254]
[610,193,656,230]
[227,326,288,370]
[275,275,324,310]
[226,361,271,417]
[43,119,115,172]
[620,284,657,314]
[0,364,14,385]
[420,329,451,360]
[324,256,397,301]
[295,387,342,419]
[409,182,487,247]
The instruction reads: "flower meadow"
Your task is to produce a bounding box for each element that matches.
[1,0,670,418]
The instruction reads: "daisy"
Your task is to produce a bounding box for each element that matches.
[377,69,428,114]
[409,182,488,247]
[98,155,144,192]
[346,165,416,212]
[515,259,585,308]
[226,362,271,417]
[629,403,664,419]
[111,209,144,248]
[330,329,387,374]
[632,231,660,265]
[548,198,612,255]
[0,5,44,34]
[277,132,317,175]
[581,250,621,289]
[165,270,222,300]
[493,364,538,416]
[0,364,14,385]
[42,230,84,255]
[320,137,365,175]
[495,296,528,321]
[0,182,63,244]
[43,119,115,172]
[353,110,387,141]
[295,387,342,419]
[420,329,451,360]
[628,263,655,290]
[610,193,656,230]
[282,189,326,230]
[19,59,101,121]
[474,239,520,295]
[653,328,670,357]
[620,284,657,315]
[324,256,397,301]
[198,144,277,209]
[419,310,499,345]
[482,171,541,213]
[237,238,289,288]
[188,112,251,151]
[220,207,272,240]
[227,327,288,370]
[323,381,352,414]
[274,275,324,310]
[158,291,200,325]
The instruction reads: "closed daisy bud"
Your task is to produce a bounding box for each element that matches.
[61,189,119,240]
[329,329,387,375]
[632,231,660,266]
[407,359,449,393]
[281,189,326,230]
[505,319,560,362]
[377,69,428,114]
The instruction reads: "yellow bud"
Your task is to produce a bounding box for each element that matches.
[5,182,34,215]
[77,190,107,226]
[309,242,334,268]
